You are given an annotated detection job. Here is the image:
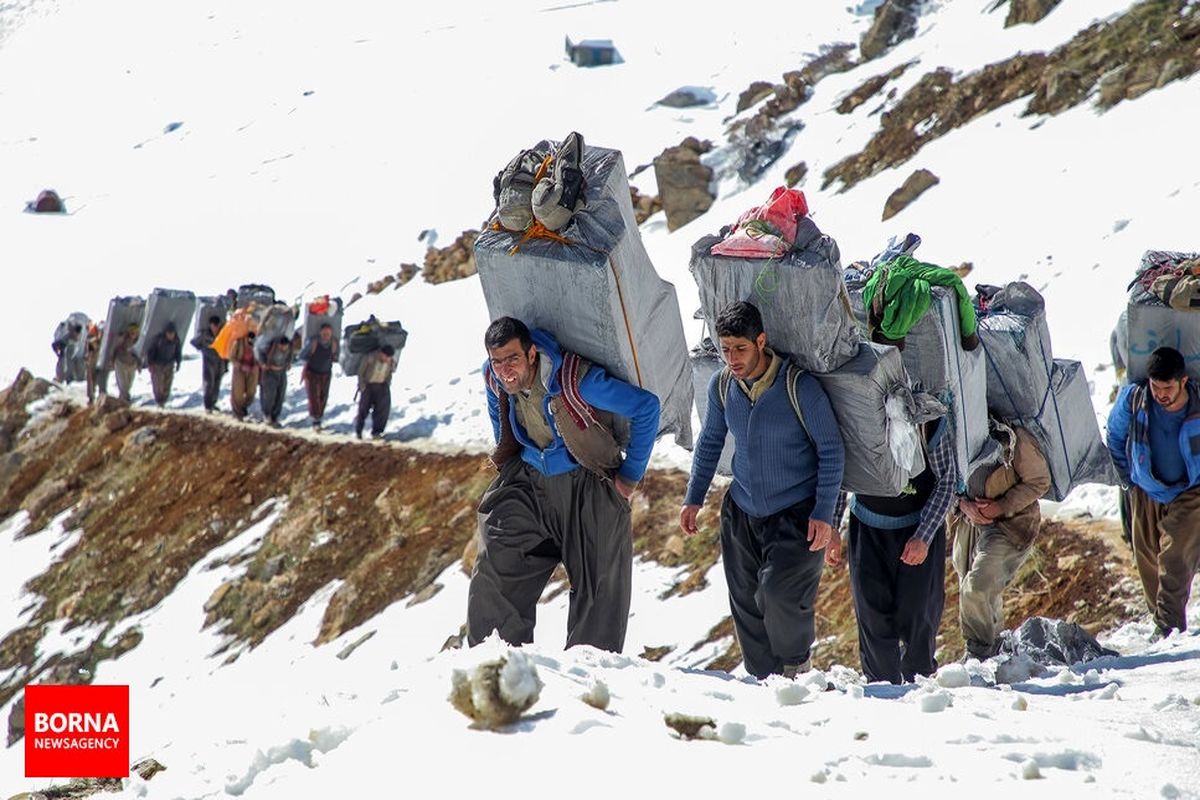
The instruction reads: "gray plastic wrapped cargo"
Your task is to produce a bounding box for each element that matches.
[690,219,860,374]
[475,140,693,448]
[194,295,232,338]
[303,297,344,343]
[689,341,734,476]
[1022,359,1119,501]
[900,286,993,483]
[976,282,1055,421]
[134,289,197,366]
[53,312,91,382]
[99,296,146,370]
[1122,249,1200,383]
[814,342,926,495]
[254,304,297,364]
[237,284,276,310]
[339,318,407,377]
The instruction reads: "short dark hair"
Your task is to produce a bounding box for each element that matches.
[320,323,333,331]
[1148,347,1187,382]
[715,301,764,341]
[209,315,222,326]
[485,316,533,352]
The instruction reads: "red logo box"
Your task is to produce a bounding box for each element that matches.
[24,685,129,778]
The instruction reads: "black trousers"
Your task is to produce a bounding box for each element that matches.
[467,460,632,652]
[202,355,226,411]
[259,369,288,422]
[356,383,391,436]
[847,513,946,684]
[720,494,826,679]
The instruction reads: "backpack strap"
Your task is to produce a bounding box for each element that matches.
[558,352,598,431]
[717,362,812,445]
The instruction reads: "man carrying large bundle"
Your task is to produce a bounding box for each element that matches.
[229,332,259,421]
[354,344,396,440]
[300,323,338,430]
[145,322,182,407]
[468,317,661,653]
[1106,346,1200,636]
[112,324,141,403]
[950,418,1051,659]
[680,301,844,679]
[191,316,227,413]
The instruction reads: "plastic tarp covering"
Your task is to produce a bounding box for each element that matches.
[689,342,734,476]
[1121,250,1200,383]
[194,296,232,338]
[236,284,276,310]
[53,312,90,381]
[340,318,408,377]
[1020,359,1119,501]
[814,342,926,495]
[253,304,296,364]
[899,286,994,483]
[134,289,197,365]
[690,220,860,375]
[998,617,1117,667]
[303,297,344,343]
[475,141,693,448]
[976,282,1055,421]
[99,297,146,370]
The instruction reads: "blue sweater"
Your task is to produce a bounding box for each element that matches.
[484,329,661,483]
[685,359,845,523]
[1107,381,1200,504]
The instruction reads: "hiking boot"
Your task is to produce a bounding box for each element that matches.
[495,148,545,232]
[355,430,363,440]
[532,131,586,232]
[781,657,812,679]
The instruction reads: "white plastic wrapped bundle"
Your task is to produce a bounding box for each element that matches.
[689,342,733,476]
[1025,360,1119,501]
[254,304,297,364]
[134,288,197,365]
[98,296,146,370]
[976,282,1054,421]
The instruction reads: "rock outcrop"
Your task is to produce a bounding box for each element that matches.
[882,168,940,220]
[653,137,715,231]
[860,0,923,61]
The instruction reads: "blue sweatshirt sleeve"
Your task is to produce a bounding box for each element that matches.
[797,373,844,525]
[1106,384,1133,485]
[578,366,661,483]
[483,362,502,445]
[685,371,729,506]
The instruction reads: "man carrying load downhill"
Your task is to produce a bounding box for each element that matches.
[467,317,660,653]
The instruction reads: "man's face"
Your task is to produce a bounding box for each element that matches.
[320,327,332,343]
[210,321,221,334]
[487,337,537,394]
[1150,377,1187,410]
[165,330,177,341]
[719,333,767,380]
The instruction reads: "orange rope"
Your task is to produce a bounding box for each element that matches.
[608,254,644,387]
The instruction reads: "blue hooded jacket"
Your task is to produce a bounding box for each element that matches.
[1107,380,1200,504]
[483,329,661,483]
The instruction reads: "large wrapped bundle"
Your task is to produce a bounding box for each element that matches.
[99,296,146,370]
[689,341,734,476]
[253,304,297,364]
[340,317,408,377]
[814,342,926,495]
[475,140,693,448]
[1026,360,1119,501]
[236,284,275,310]
[303,296,344,343]
[1123,250,1200,383]
[194,295,232,338]
[134,288,197,365]
[690,217,859,374]
[898,286,993,482]
[53,312,91,382]
[976,282,1055,421]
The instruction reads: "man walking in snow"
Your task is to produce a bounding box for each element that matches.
[300,323,338,429]
[192,315,227,413]
[259,335,294,428]
[832,410,957,685]
[468,316,661,653]
[1106,346,1200,636]
[354,344,395,439]
[229,332,260,421]
[680,301,844,679]
[145,322,182,406]
[112,323,140,403]
[950,417,1050,659]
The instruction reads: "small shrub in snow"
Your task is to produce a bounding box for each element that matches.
[664,712,717,740]
[449,650,543,729]
[581,679,611,711]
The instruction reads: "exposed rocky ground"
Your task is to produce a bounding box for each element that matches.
[824,0,1200,191]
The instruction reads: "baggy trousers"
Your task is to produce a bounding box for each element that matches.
[1129,485,1200,633]
[305,370,332,421]
[231,366,259,419]
[467,460,633,653]
[260,369,287,423]
[847,513,946,684]
[720,494,825,678]
[356,383,391,436]
[114,362,136,402]
[202,355,226,411]
[149,363,175,406]
[950,517,1029,658]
